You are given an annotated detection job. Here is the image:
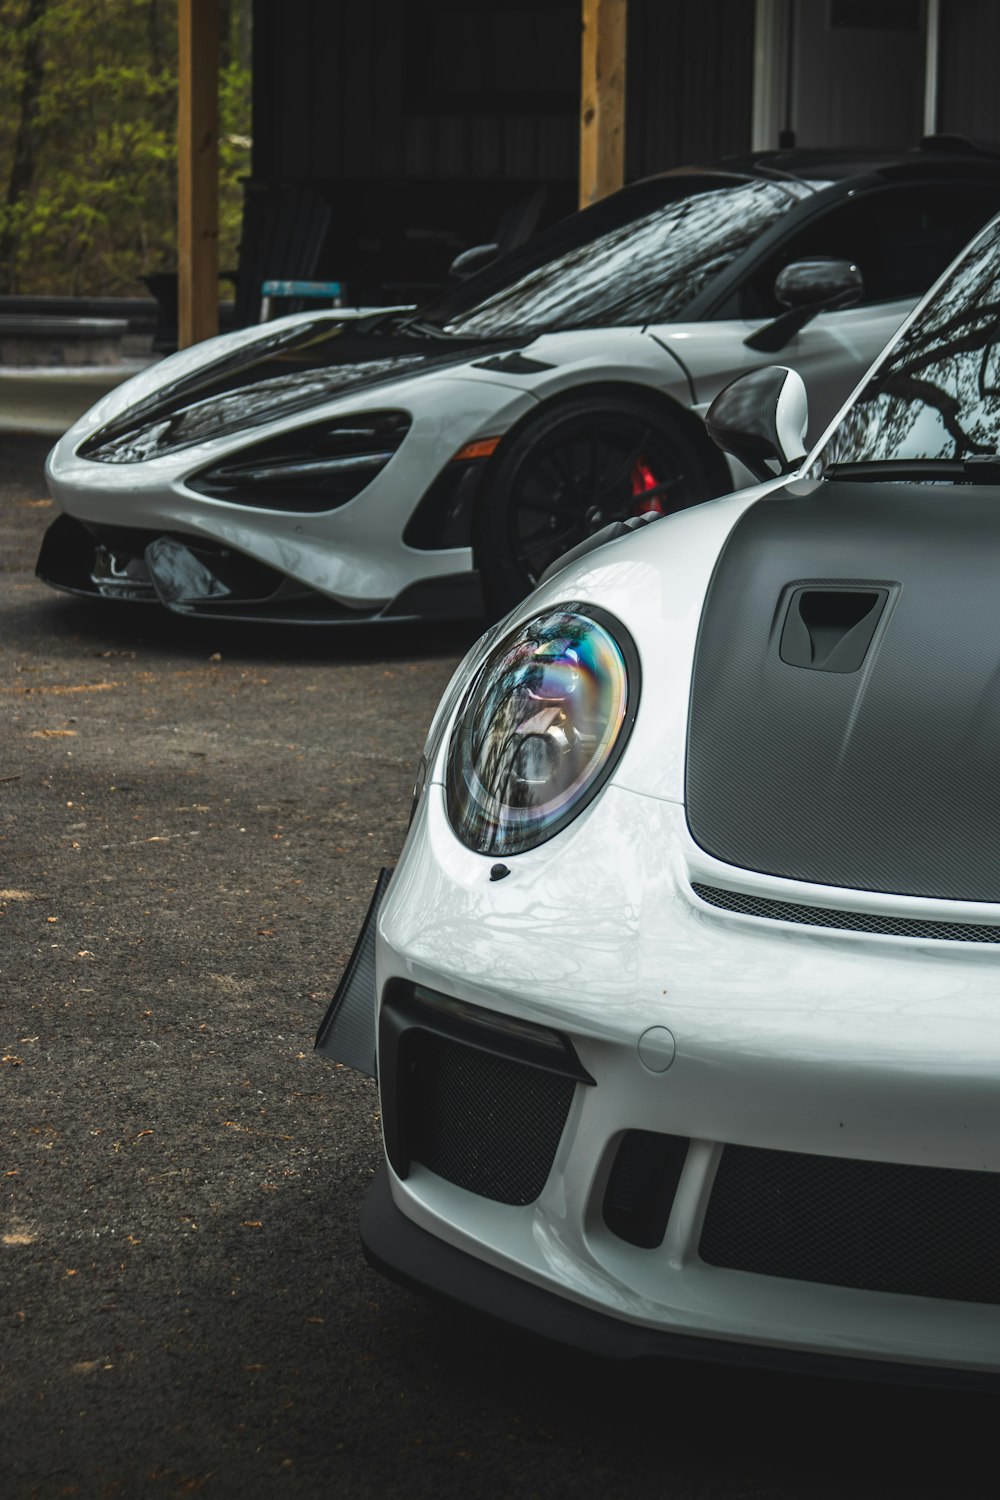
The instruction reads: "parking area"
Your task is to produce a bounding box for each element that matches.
[0,434,994,1500]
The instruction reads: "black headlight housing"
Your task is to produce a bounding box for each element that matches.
[186,410,411,512]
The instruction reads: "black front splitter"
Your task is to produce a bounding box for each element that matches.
[360,1165,1000,1390]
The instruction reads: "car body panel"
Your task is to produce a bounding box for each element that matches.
[47,369,542,606]
[373,781,1000,1373]
[654,299,914,445]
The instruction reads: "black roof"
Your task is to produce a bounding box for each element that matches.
[717,136,1000,186]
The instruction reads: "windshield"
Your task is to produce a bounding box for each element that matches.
[416,176,805,337]
[818,213,1000,468]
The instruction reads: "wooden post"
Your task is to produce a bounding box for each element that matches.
[579,0,627,210]
[178,0,219,348]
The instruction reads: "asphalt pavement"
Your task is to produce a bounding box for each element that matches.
[1,434,995,1500]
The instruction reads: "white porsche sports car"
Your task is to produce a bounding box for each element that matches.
[318,208,1000,1382]
[40,144,1000,623]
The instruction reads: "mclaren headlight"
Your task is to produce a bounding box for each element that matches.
[446,606,639,856]
[187,411,411,512]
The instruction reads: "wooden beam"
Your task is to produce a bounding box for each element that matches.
[579,0,627,210]
[178,0,219,348]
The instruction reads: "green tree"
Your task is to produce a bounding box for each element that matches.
[0,0,250,296]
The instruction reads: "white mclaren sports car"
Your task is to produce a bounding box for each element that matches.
[318,208,1000,1382]
[40,144,1000,623]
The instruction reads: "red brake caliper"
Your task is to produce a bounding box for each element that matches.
[630,456,666,517]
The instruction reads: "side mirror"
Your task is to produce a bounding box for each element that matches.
[449,243,499,281]
[774,258,863,309]
[705,365,808,483]
[745,258,864,353]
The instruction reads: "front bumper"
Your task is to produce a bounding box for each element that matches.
[36,512,484,624]
[367,781,1000,1377]
[43,370,539,617]
[361,1166,1000,1389]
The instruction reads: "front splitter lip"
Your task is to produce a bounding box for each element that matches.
[35,510,486,625]
[360,1165,999,1389]
[36,569,483,626]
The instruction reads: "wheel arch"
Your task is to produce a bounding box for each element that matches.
[470,377,737,618]
[482,378,733,504]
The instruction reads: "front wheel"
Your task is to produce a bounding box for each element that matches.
[474,394,721,618]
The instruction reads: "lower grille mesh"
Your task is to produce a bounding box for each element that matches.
[408,1032,575,1205]
[700,1145,1000,1305]
[603,1131,690,1248]
[692,882,1000,943]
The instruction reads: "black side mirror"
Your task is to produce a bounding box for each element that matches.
[449,243,499,281]
[745,258,864,353]
[705,365,809,483]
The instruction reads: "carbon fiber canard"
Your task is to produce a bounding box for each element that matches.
[314,867,394,1078]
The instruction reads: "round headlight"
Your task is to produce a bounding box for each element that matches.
[446,606,639,855]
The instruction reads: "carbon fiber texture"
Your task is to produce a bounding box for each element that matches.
[687,481,1000,901]
[314,867,393,1077]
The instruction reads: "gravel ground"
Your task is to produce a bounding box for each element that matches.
[1,434,995,1500]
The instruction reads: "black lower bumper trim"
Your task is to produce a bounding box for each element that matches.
[37,512,484,624]
[359,1165,1000,1389]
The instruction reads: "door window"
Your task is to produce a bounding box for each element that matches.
[728,183,1000,319]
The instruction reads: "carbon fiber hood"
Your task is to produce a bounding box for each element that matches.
[686,479,1000,901]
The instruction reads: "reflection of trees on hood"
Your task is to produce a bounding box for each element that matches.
[445,182,795,337]
[823,218,1000,464]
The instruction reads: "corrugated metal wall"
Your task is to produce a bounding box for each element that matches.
[252,0,754,187]
[937,0,1000,143]
[246,0,755,301]
[253,0,582,185]
[626,0,755,176]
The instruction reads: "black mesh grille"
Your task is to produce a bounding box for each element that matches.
[603,1131,690,1248]
[692,882,1000,943]
[408,1032,575,1205]
[700,1145,1000,1304]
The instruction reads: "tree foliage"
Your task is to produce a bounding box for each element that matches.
[0,0,250,295]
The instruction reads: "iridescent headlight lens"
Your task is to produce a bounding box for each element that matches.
[446,607,639,855]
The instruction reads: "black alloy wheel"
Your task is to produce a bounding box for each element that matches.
[474,394,721,618]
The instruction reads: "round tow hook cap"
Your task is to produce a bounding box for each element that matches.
[637,1025,676,1073]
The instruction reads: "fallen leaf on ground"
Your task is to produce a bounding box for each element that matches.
[2,681,122,696]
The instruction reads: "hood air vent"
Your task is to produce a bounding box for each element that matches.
[779,586,890,672]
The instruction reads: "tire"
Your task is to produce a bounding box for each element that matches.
[474,393,722,619]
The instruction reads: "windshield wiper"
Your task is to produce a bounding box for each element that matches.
[825,457,1000,483]
[396,317,454,341]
